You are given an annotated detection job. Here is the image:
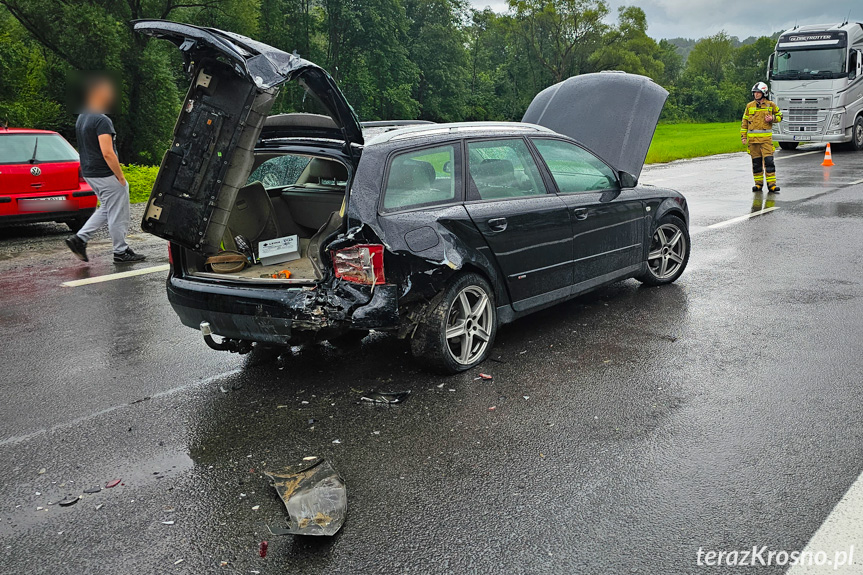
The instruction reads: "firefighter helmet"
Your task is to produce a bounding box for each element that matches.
[751,82,769,97]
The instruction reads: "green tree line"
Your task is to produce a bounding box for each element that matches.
[0,0,776,164]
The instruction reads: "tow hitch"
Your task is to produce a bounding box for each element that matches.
[200,321,253,354]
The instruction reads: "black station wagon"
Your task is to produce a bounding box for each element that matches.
[135,20,690,373]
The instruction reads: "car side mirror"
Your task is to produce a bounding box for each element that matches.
[857,50,862,79]
[442,160,452,174]
[619,172,638,188]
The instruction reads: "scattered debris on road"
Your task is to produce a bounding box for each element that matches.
[58,496,79,507]
[83,487,101,494]
[360,390,411,404]
[476,373,493,380]
[105,479,121,488]
[259,541,268,558]
[264,457,347,536]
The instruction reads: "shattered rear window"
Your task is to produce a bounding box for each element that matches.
[248,155,312,188]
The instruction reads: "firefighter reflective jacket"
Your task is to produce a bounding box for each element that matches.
[741,99,782,141]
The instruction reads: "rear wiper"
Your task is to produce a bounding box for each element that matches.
[29,137,38,164]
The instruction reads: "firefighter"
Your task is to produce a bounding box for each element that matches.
[741,82,782,193]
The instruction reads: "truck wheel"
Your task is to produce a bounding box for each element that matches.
[636,214,690,286]
[853,116,863,151]
[778,142,798,151]
[410,272,497,374]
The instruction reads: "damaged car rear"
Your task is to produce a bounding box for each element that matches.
[136,21,690,373]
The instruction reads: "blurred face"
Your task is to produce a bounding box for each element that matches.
[753,90,764,101]
[87,78,116,111]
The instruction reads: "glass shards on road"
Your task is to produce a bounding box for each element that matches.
[359,390,411,404]
[264,457,346,536]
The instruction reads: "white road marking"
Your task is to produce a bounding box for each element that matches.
[775,149,823,160]
[0,368,243,447]
[62,264,170,287]
[706,207,779,230]
[786,469,863,574]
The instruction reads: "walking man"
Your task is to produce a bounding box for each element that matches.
[740,82,782,193]
[65,74,145,263]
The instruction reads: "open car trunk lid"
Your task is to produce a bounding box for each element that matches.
[521,71,667,182]
[133,20,362,254]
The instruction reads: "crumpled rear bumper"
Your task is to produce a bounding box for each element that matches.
[166,274,398,345]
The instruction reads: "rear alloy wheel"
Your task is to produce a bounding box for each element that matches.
[779,142,799,151]
[853,116,863,151]
[637,215,690,286]
[411,273,497,373]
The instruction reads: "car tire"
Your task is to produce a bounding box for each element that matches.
[66,211,94,233]
[778,142,799,151]
[852,116,863,151]
[636,214,690,286]
[328,330,370,346]
[410,272,497,374]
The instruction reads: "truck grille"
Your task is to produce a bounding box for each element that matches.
[787,108,819,123]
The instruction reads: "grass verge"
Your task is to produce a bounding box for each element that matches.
[647,122,750,164]
[124,164,160,204]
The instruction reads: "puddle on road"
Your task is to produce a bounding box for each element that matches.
[793,201,863,219]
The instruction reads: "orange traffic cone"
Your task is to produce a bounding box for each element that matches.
[821,143,835,166]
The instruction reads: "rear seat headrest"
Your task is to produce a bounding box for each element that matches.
[473,158,515,180]
[306,158,348,182]
[389,159,435,189]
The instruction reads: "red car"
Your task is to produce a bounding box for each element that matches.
[0,127,97,231]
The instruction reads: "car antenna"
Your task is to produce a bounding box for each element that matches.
[29,136,38,164]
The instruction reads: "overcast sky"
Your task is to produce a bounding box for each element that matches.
[469,0,861,40]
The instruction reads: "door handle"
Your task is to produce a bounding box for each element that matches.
[572,208,589,221]
[487,217,508,232]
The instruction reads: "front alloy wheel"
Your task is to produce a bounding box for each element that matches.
[637,215,690,286]
[411,273,497,373]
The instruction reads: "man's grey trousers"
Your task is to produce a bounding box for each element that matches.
[77,175,130,255]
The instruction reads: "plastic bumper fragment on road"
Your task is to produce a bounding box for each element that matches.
[264,457,346,536]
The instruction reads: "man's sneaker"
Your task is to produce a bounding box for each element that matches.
[65,235,88,262]
[114,248,146,263]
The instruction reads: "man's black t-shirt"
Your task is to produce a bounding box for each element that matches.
[75,113,117,178]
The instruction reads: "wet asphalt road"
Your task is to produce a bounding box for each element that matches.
[2,145,863,574]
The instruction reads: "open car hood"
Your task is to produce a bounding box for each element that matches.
[133,20,362,254]
[521,72,667,181]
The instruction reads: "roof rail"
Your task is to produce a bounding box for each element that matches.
[366,121,554,145]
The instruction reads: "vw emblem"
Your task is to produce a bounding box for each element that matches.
[30,166,41,176]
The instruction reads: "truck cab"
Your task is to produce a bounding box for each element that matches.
[769,22,863,150]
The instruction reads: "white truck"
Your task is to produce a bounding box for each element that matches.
[769,22,863,150]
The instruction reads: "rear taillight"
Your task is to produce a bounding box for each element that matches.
[168,242,174,266]
[332,244,385,285]
[78,166,86,184]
